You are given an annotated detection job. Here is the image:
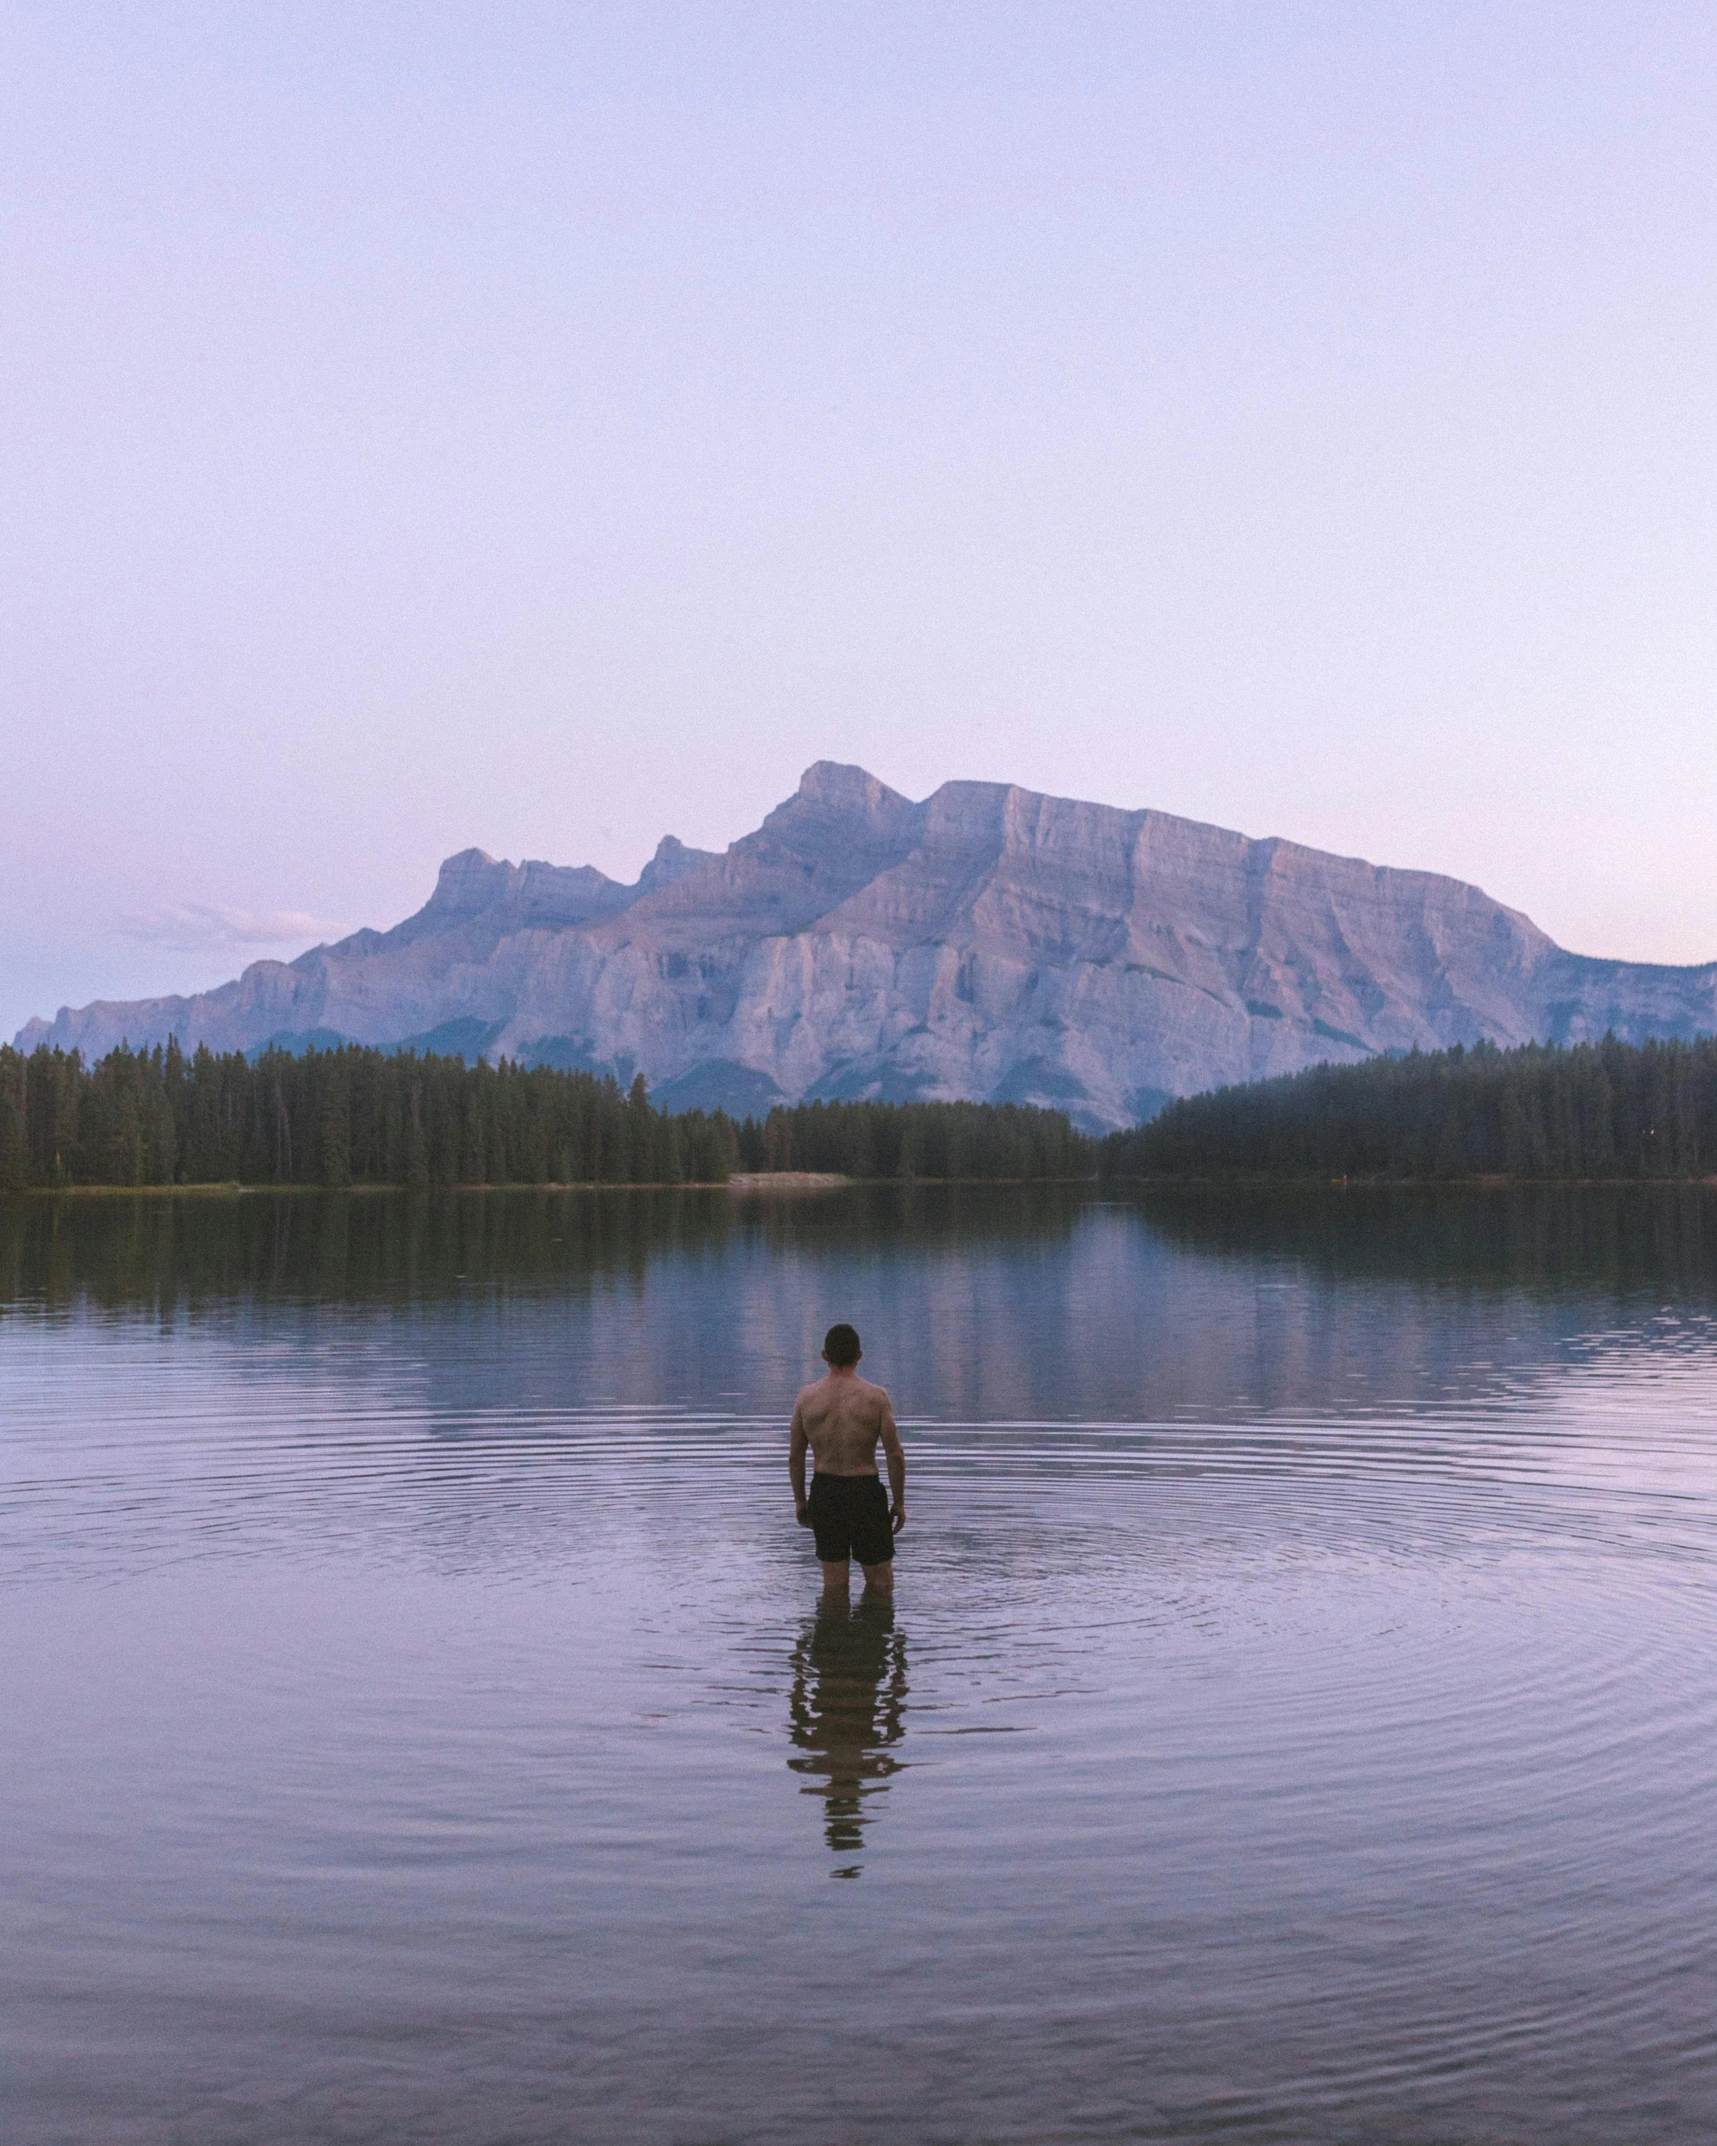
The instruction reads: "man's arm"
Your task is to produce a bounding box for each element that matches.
[789,1395,812,1524]
[879,1391,906,1533]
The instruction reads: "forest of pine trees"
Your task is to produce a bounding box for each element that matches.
[1099,1036,1717,1181]
[731,1097,1093,1181]
[0,1041,1092,1189]
[0,1042,732,1189]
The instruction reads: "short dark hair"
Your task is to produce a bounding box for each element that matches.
[823,1323,862,1367]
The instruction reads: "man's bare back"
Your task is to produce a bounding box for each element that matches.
[790,1324,905,1595]
[793,1369,898,1477]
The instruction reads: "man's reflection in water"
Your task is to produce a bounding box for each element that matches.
[787,1596,908,1878]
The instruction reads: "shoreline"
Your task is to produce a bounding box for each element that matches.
[1101,1172,1717,1188]
[726,1171,851,1190]
[9,1171,1717,1197]
[0,1172,1102,1197]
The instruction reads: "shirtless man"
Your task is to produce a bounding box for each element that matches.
[789,1324,906,1596]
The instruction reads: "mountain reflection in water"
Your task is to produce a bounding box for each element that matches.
[11,1178,1717,1315]
[787,1597,908,1874]
[9,1183,1717,2143]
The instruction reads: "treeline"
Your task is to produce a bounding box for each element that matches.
[0,1042,734,1189]
[0,1041,1092,1189]
[732,1098,1093,1181]
[1100,1036,1717,1181]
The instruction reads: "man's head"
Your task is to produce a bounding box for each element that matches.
[822,1322,862,1369]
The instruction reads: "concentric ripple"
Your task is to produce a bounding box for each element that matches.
[5,1184,1717,2145]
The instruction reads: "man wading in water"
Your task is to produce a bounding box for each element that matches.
[790,1324,906,1596]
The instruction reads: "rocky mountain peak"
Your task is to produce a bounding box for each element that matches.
[778,761,921,844]
[18,765,1717,1129]
[426,848,507,913]
[636,835,712,895]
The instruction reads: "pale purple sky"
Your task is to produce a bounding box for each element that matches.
[6,2,1717,1040]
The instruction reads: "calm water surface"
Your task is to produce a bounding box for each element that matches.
[5,1184,1717,2144]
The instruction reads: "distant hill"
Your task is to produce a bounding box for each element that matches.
[19,762,1717,1131]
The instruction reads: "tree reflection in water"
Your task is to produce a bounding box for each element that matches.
[787,1597,908,1878]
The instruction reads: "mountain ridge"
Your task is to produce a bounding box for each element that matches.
[19,763,1717,1130]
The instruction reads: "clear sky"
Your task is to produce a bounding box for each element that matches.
[6,2,1716,1040]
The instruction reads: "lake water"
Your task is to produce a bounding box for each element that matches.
[5,1183,1717,2144]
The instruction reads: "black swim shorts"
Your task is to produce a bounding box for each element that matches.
[806,1472,895,1565]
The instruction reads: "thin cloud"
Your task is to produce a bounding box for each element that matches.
[117,905,347,956]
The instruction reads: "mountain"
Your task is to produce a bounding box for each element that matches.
[18,762,1717,1130]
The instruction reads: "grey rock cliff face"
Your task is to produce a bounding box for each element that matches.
[19,764,1717,1128]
